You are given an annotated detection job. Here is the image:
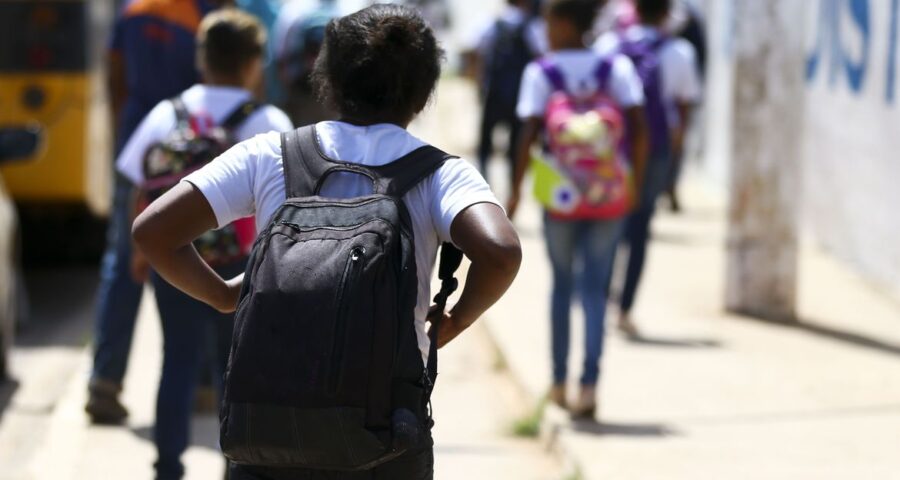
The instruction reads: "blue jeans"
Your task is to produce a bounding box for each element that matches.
[91,176,144,385]
[544,215,622,386]
[619,152,672,313]
[152,261,244,480]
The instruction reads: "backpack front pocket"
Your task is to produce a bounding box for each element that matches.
[329,245,367,395]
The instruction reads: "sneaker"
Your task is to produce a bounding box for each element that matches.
[617,312,640,338]
[569,385,597,420]
[85,378,128,425]
[548,384,567,409]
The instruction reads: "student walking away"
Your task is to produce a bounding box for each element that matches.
[594,0,701,336]
[116,10,293,479]
[271,0,347,126]
[663,0,706,212]
[133,5,521,479]
[87,0,232,425]
[475,0,544,188]
[509,0,647,420]
[234,0,282,100]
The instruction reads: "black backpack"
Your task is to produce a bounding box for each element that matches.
[220,125,463,470]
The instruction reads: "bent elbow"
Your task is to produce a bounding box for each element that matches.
[482,235,523,277]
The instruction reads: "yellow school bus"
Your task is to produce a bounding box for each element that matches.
[0,0,111,218]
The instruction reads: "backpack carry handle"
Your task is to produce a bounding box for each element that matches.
[281,126,458,199]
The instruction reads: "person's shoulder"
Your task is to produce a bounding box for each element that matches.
[663,36,698,61]
[253,104,294,133]
[593,30,622,54]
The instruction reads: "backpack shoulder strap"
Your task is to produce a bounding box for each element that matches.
[594,56,615,92]
[170,96,190,126]
[221,100,262,130]
[280,125,335,198]
[537,57,566,92]
[370,145,458,198]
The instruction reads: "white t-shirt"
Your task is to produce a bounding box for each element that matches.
[516,49,645,120]
[116,84,294,185]
[182,122,501,362]
[594,25,702,127]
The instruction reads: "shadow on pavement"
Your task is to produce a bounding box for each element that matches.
[0,378,20,424]
[569,419,677,437]
[626,335,722,349]
[741,315,900,359]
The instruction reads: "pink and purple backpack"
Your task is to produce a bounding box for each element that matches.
[532,57,634,220]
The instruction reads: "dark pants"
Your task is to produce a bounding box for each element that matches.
[619,152,672,313]
[91,176,144,385]
[151,261,245,480]
[228,446,435,480]
[477,99,520,187]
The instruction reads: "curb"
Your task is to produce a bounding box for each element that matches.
[480,317,587,480]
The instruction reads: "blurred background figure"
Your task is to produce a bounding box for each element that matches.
[509,0,647,421]
[113,11,291,478]
[86,0,233,426]
[234,0,282,101]
[271,0,364,126]
[661,0,705,212]
[595,0,700,336]
[594,0,637,35]
[472,0,545,188]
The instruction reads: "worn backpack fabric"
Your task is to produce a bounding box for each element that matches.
[531,57,634,220]
[618,34,671,154]
[140,97,259,266]
[482,18,536,115]
[220,125,463,470]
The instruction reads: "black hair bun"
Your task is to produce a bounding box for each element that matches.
[371,15,422,53]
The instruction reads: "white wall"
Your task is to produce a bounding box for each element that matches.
[703,0,900,293]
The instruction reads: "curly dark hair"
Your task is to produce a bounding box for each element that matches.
[311,4,444,124]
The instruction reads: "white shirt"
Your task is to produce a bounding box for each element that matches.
[116,85,294,185]
[182,122,501,362]
[516,50,645,119]
[594,25,702,126]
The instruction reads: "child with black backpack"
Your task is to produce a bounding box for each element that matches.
[115,9,292,479]
[132,5,521,479]
[475,0,544,187]
[508,0,648,419]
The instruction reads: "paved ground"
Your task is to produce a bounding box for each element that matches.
[485,173,900,479]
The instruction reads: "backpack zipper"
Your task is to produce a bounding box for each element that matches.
[328,246,366,394]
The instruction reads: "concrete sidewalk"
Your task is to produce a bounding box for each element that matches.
[16,289,561,480]
[485,178,900,479]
